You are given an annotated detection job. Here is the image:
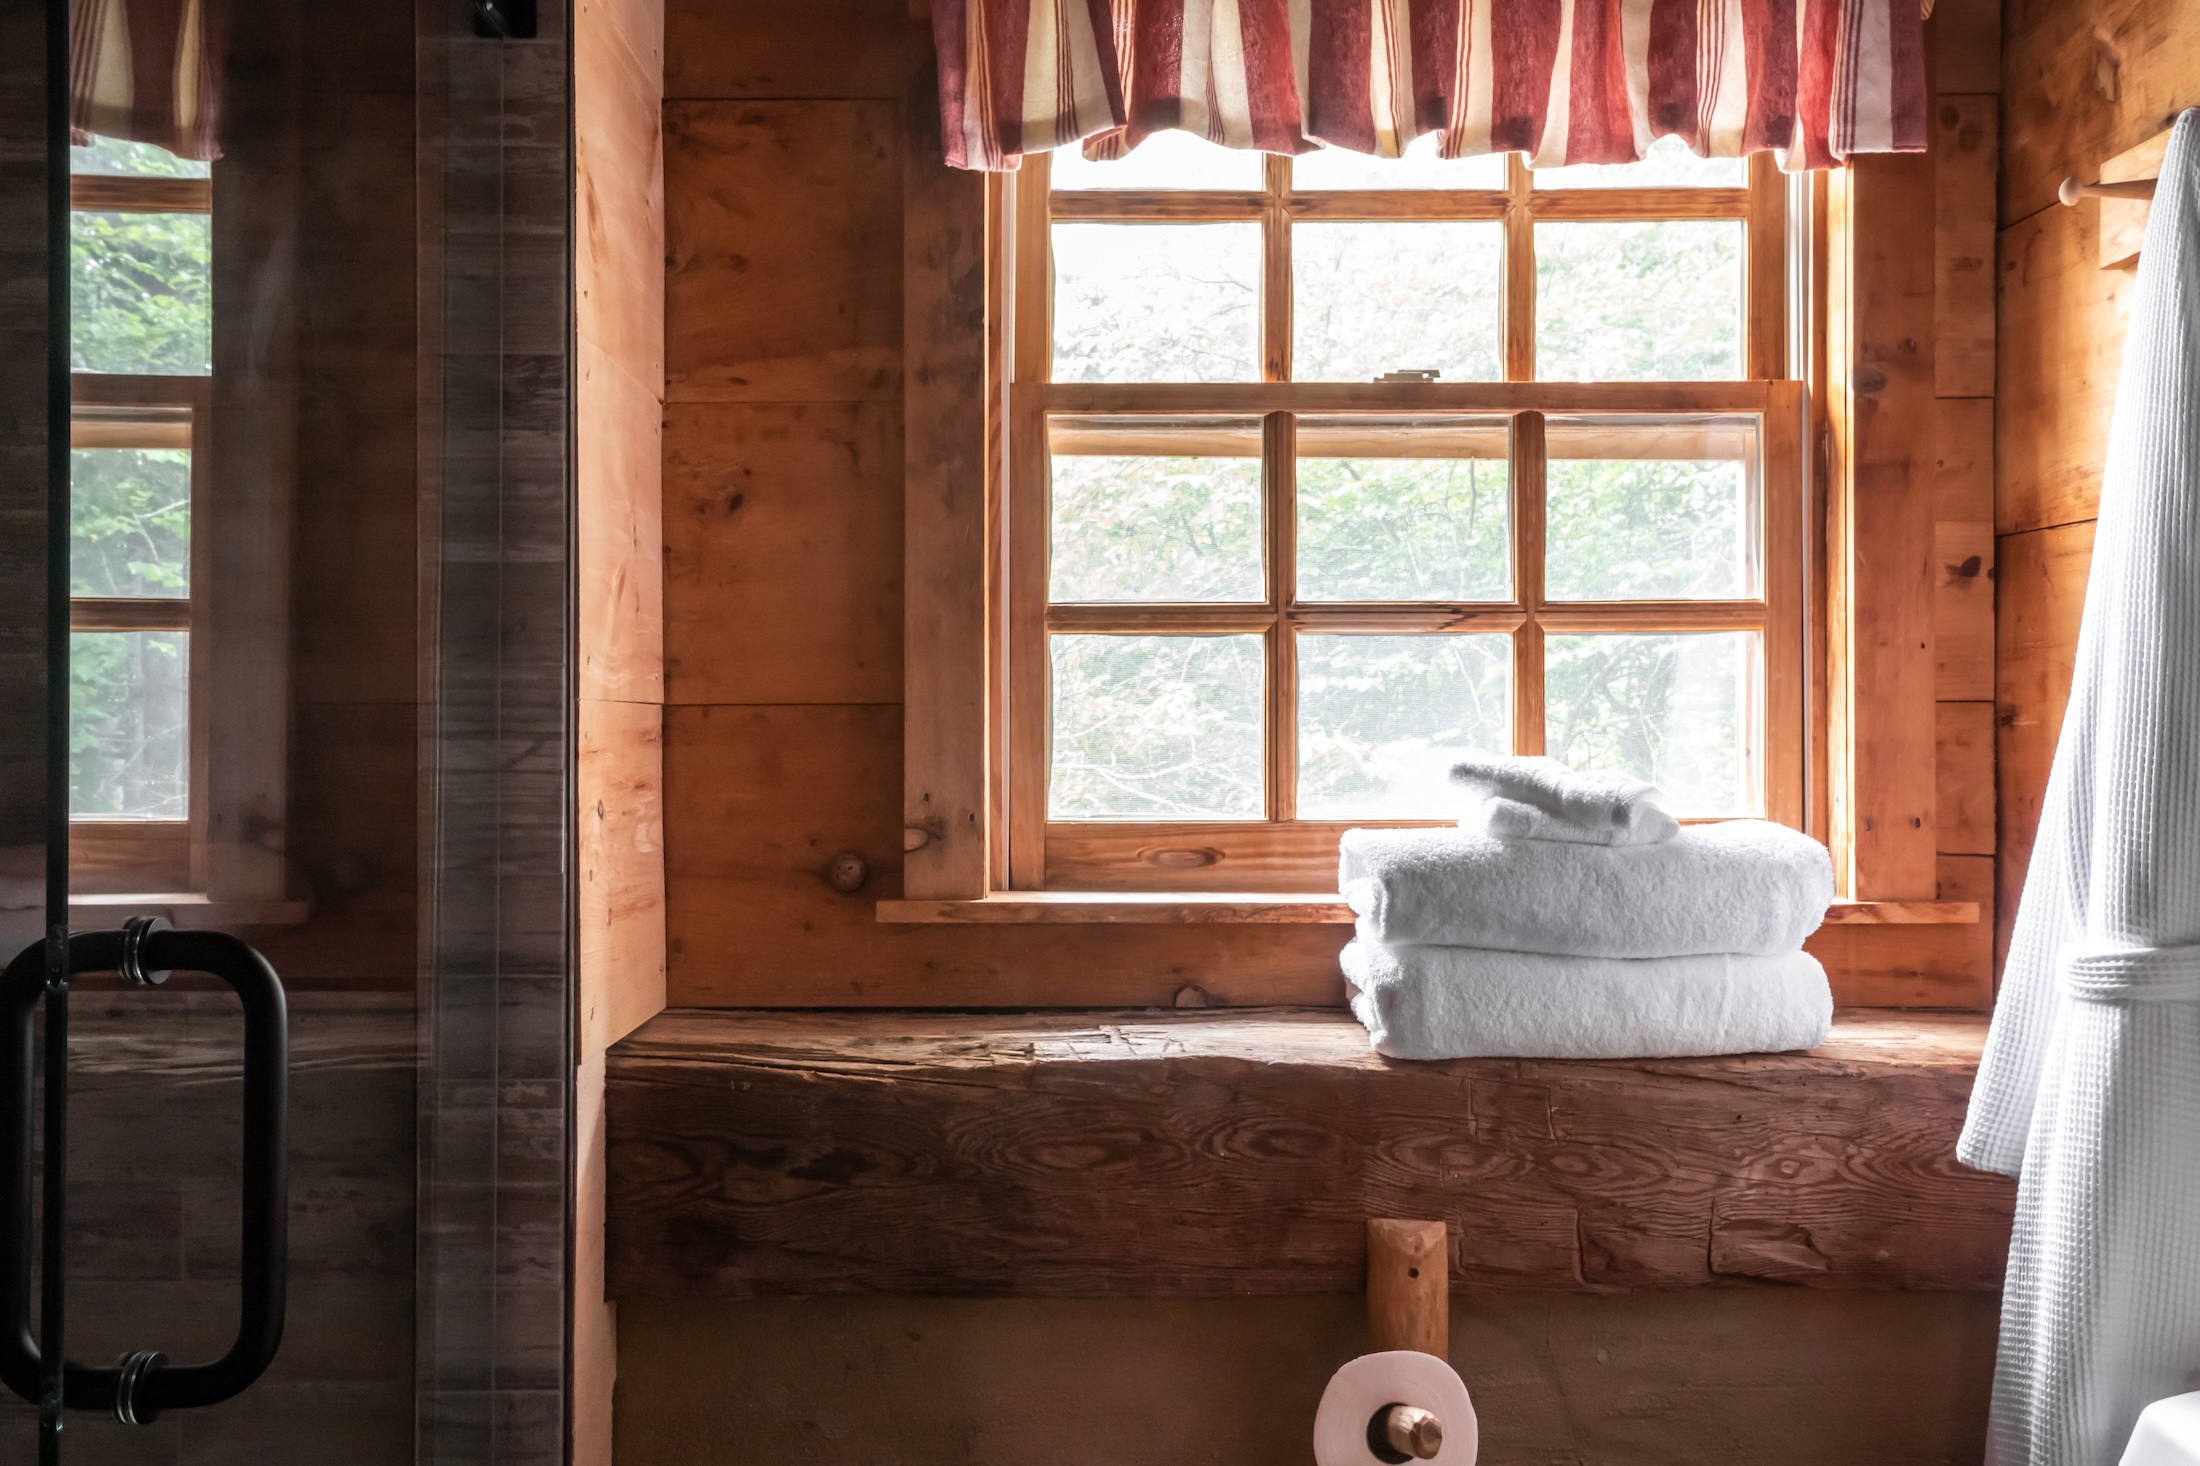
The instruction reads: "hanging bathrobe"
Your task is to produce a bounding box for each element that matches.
[1960,108,2200,1466]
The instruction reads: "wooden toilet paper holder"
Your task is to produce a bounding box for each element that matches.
[1366,1218,1450,1461]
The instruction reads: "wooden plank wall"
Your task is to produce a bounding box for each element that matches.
[1814,0,1999,1005]
[1995,0,2197,968]
[576,0,669,1456]
[658,2,1351,1006]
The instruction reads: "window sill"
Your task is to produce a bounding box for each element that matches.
[876,893,1980,926]
[69,892,312,929]
[605,1006,2013,1299]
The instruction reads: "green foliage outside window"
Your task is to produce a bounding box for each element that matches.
[71,448,192,598]
[72,210,213,375]
[70,631,188,819]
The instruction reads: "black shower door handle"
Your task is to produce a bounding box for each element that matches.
[0,927,288,1422]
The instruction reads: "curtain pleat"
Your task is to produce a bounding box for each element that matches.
[70,0,226,163]
[932,0,1923,170]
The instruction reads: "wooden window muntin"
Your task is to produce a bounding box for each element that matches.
[1004,149,1801,893]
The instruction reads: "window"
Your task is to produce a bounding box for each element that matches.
[1000,134,1803,893]
[68,136,213,893]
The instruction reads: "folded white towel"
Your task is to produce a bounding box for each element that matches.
[1342,938,1833,1060]
[1449,755,1679,846]
[1463,793,1682,846]
[1340,820,1834,957]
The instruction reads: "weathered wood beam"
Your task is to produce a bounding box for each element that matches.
[607,1008,2014,1300]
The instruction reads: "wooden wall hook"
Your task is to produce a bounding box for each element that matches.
[2059,176,2158,205]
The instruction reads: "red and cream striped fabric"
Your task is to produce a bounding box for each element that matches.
[71,0,226,162]
[932,0,1924,171]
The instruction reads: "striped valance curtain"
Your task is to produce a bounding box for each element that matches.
[932,0,1925,172]
[70,0,225,162]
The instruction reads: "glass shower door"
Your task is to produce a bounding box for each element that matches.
[0,0,577,1459]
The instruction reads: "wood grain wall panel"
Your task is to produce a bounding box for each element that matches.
[665,102,902,404]
[616,1292,1998,1466]
[1931,0,2002,93]
[585,0,663,89]
[578,5,666,394]
[580,340,667,704]
[663,402,903,705]
[665,0,927,101]
[901,79,992,899]
[1939,852,1993,903]
[1806,924,1993,1008]
[1996,203,2131,534]
[1934,520,1995,701]
[1830,153,1940,900]
[583,698,671,1042]
[1934,96,1998,398]
[1934,702,1995,855]
[663,704,1348,1006]
[2001,0,2200,225]
[578,0,667,1454]
[1995,520,2095,970]
[1933,397,1994,521]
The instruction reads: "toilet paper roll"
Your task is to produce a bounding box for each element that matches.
[1314,1351,1477,1466]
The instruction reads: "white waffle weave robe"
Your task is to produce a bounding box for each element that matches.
[1959,109,2200,1466]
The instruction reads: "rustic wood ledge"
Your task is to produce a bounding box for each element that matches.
[606,1007,2014,1300]
[877,893,1981,925]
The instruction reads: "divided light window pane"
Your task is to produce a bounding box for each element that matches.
[1535,220,1741,381]
[1532,134,1747,189]
[72,210,213,376]
[1048,418,1265,603]
[1294,221,1502,382]
[1295,417,1511,602]
[1543,631,1757,815]
[1049,130,1264,190]
[1049,634,1265,820]
[1290,135,1508,189]
[1544,418,1757,600]
[71,630,188,818]
[1053,222,1261,382]
[71,448,192,598]
[1297,633,1512,818]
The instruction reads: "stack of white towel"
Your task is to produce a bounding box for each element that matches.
[1340,757,1836,1060]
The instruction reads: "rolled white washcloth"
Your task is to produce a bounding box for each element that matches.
[1342,937,1833,1060]
[1449,755,1678,846]
[1340,819,1834,957]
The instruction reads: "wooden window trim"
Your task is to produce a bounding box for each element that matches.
[899,146,1948,926]
[70,174,212,214]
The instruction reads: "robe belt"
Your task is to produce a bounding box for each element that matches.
[2057,942,2200,1002]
